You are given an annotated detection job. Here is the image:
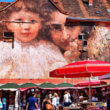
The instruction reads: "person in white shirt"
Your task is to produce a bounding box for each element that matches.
[63,91,71,107]
[52,92,60,110]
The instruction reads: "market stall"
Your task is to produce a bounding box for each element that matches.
[0,82,20,110]
[49,60,110,110]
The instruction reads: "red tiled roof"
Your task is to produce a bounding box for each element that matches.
[49,0,110,20]
[0,78,109,85]
[0,78,86,84]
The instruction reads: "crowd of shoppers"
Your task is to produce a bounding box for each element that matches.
[19,88,110,110]
[20,90,72,110]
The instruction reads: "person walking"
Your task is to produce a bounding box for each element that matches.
[63,91,71,107]
[42,95,53,110]
[52,93,59,110]
[26,93,38,110]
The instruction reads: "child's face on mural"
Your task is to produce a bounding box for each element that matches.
[50,12,82,51]
[7,10,41,43]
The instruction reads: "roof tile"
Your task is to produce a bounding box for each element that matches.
[50,0,110,20]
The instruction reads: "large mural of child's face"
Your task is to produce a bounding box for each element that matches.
[6,10,41,43]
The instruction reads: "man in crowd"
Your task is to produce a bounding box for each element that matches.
[26,93,38,110]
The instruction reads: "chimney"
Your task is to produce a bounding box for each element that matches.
[88,0,93,6]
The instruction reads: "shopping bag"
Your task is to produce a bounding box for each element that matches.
[46,104,53,110]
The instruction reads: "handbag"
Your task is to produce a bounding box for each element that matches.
[46,103,53,110]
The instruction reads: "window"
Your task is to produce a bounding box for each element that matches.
[3,32,14,48]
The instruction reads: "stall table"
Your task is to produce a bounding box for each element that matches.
[87,106,107,110]
[80,102,92,110]
[63,106,82,110]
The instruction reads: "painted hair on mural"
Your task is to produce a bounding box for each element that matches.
[0,0,58,41]
[1,0,57,19]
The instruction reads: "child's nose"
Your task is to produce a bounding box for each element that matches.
[21,23,30,30]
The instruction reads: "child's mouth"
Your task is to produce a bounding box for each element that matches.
[21,33,31,37]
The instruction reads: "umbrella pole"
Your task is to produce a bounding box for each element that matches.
[89,77,91,102]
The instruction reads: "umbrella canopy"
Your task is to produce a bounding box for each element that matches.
[49,60,110,102]
[50,60,110,78]
[38,82,56,88]
[0,82,19,89]
[74,80,106,87]
[20,82,37,88]
[57,82,73,87]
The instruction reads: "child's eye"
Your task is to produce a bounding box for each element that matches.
[16,19,22,22]
[30,20,36,23]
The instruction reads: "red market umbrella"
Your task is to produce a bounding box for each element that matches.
[50,60,110,78]
[49,60,110,101]
[74,80,106,87]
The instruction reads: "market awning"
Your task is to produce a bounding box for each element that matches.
[0,82,19,91]
[38,82,56,89]
[57,82,73,88]
[20,82,37,88]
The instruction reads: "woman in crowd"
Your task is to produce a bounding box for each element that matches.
[52,92,60,110]
[63,91,71,107]
[42,95,53,110]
